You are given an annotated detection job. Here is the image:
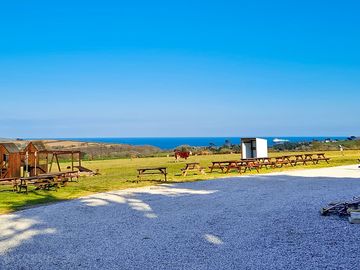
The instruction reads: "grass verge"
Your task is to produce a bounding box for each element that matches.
[0,150,359,214]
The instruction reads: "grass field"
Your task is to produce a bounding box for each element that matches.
[0,150,359,214]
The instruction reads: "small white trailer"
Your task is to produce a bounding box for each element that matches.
[241,138,268,159]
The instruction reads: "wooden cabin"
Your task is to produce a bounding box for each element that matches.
[0,143,21,178]
[22,141,49,176]
[22,141,83,175]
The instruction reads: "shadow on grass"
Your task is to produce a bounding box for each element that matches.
[5,191,64,213]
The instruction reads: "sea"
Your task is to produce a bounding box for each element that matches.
[54,137,348,150]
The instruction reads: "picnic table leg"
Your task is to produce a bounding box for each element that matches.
[55,177,60,191]
[12,180,18,192]
[19,179,27,194]
[137,170,143,182]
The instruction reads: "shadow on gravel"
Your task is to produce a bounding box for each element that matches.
[1,173,360,269]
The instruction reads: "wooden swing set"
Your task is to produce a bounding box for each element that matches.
[1,141,98,193]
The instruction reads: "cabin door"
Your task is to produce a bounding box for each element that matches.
[244,142,252,158]
[0,154,9,178]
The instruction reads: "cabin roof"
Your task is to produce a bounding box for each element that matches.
[29,141,47,151]
[241,138,266,141]
[0,143,20,153]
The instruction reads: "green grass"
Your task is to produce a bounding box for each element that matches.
[1,150,359,214]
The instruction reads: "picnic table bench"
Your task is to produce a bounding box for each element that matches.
[137,167,168,182]
[181,162,206,176]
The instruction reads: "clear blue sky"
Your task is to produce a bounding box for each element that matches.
[1,0,359,138]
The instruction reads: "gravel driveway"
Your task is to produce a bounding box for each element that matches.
[1,165,360,270]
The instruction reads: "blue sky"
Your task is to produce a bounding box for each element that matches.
[1,0,359,137]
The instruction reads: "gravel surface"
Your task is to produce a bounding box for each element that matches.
[1,165,360,270]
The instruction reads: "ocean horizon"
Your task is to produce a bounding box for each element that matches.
[32,136,349,150]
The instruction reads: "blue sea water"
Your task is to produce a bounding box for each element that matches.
[55,137,348,150]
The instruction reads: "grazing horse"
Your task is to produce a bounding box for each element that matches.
[174,151,190,161]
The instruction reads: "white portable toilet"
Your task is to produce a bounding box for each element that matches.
[241,138,268,159]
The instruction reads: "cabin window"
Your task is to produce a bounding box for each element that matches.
[3,154,9,162]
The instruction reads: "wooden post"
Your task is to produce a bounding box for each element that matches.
[71,152,74,171]
[34,151,37,176]
[46,153,49,173]
[49,154,54,172]
[25,151,29,177]
[55,154,61,172]
[78,152,81,167]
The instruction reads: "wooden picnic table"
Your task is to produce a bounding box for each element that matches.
[257,157,276,169]
[239,160,261,173]
[181,162,206,176]
[303,153,329,165]
[290,153,330,166]
[209,161,233,173]
[20,175,59,193]
[47,171,79,181]
[314,153,330,164]
[274,156,293,167]
[291,154,306,165]
[224,160,243,173]
[303,154,317,164]
[215,160,261,174]
[137,167,168,182]
[209,159,262,174]
[281,155,294,165]
[18,171,79,193]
